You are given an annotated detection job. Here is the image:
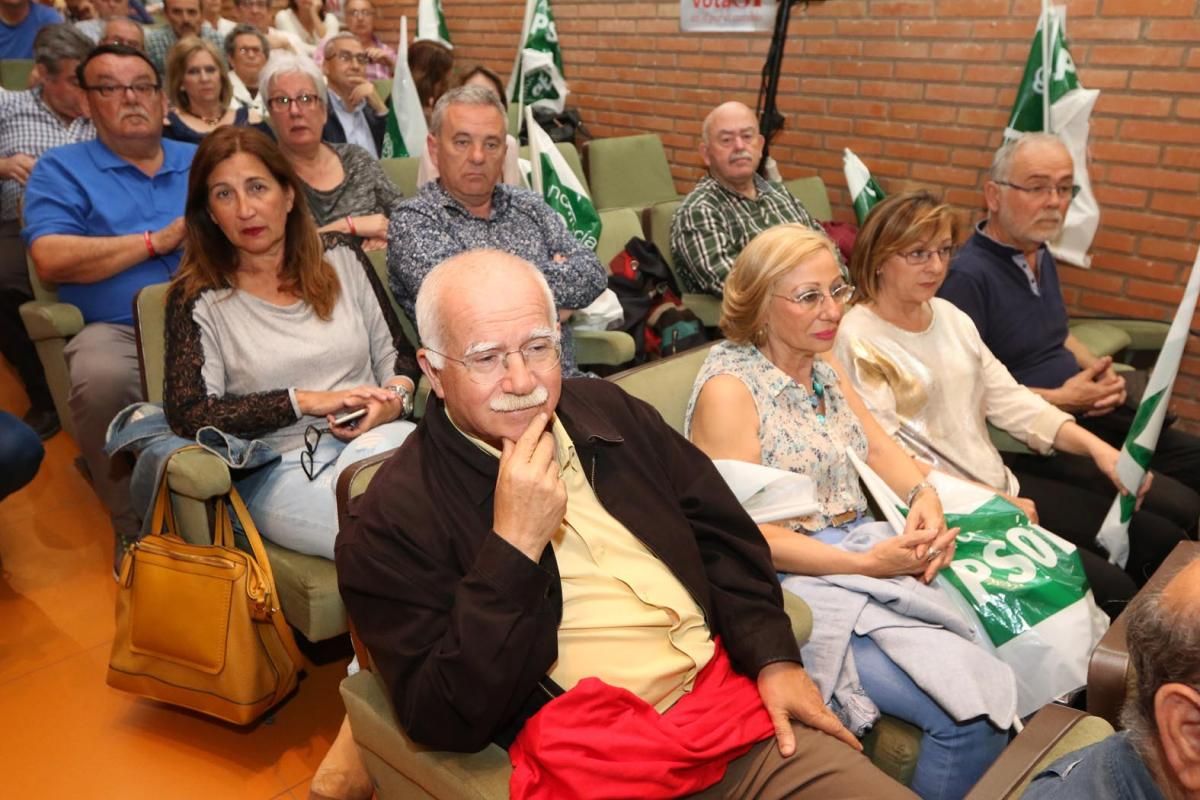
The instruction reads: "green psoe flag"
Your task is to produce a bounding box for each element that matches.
[843,148,885,225]
[525,105,600,250]
[381,16,428,159]
[1003,5,1099,268]
[416,0,452,49]
[507,0,568,114]
[849,450,1108,718]
[1095,254,1200,568]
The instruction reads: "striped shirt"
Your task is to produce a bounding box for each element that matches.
[0,87,94,223]
[670,173,824,296]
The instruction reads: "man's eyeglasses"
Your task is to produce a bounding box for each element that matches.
[237,0,269,8]
[426,337,562,384]
[330,51,370,65]
[100,36,141,48]
[85,82,160,99]
[773,284,855,310]
[301,424,326,481]
[346,8,374,17]
[267,93,321,111]
[235,45,264,56]
[899,245,955,266]
[993,180,1080,201]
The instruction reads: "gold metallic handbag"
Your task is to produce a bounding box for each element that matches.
[107,458,305,725]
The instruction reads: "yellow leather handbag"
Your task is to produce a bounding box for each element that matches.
[107,459,305,725]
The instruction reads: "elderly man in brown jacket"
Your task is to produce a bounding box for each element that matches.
[335,250,915,799]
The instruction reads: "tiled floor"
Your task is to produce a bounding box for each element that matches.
[0,365,347,799]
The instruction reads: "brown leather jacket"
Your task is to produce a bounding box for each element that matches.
[336,378,801,752]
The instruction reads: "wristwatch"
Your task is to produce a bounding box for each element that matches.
[387,383,413,419]
[905,481,936,508]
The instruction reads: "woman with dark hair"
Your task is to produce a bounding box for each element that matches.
[274,0,337,48]
[459,64,505,102]
[164,36,265,143]
[163,126,416,560]
[408,38,454,121]
[836,190,1178,602]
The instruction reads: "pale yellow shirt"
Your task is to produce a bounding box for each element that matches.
[456,414,715,712]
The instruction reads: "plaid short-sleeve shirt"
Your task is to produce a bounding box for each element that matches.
[0,87,94,223]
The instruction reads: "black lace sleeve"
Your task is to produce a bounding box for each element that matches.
[321,231,420,386]
[162,283,298,439]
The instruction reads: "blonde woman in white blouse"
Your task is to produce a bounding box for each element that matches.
[835,190,1169,613]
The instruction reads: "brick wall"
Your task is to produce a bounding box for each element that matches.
[375,0,1200,427]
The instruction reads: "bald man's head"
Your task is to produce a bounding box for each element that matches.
[700,101,763,193]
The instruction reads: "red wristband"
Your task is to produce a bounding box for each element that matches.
[143,230,157,258]
[345,216,357,236]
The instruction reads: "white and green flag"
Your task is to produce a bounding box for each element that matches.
[525,105,599,250]
[1004,5,1099,268]
[416,0,452,49]
[1096,253,1200,568]
[507,0,567,113]
[381,16,428,159]
[850,451,1108,717]
[843,148,885,225]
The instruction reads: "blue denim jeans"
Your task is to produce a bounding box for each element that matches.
[809,520,1008,800]
[0,411,43,500]
[234,420,415,560]
[851,635,1007,800]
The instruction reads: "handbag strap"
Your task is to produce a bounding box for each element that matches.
[147,445,212,540]
[219,487,306,668]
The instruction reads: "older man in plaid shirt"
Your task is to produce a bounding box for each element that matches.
[0,23,94,440]
[671,101,827,297]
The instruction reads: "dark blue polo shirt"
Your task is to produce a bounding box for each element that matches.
[938,223,1080,389]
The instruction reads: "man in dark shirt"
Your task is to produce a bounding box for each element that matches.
[336,250,913,799]
[940,133,1200,570]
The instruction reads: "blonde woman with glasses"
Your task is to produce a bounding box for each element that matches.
[685,223,1012,800]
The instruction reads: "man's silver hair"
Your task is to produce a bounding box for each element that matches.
[33,23,93,74]
[224,23,268,60]
[322,31,360,59]
[429,84,507,137]
[415,250,557,370]
[258,50,327,106]
[989,132,1068,183]
[1119,556,1200,761]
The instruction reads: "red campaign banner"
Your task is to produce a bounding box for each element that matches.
[680,0,775,33]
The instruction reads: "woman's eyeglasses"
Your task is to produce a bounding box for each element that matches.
[300,424,326,481]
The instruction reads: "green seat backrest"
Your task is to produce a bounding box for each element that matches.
[373,78,391,104]
[587,134,679,211]
[380,157,421,199]
[134,282,171,402]
[783,176,833,222]
[366,248,419,349]
[608,343,716,435]
[0,59,34,90]
[648,199,682,269]
[518,141,588,194]
[596,207,643,267]
[507,102,521,137]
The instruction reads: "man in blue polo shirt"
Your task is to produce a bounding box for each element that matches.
[0,0,63,59]
[23,43,196,556]
[940,132,1200,563]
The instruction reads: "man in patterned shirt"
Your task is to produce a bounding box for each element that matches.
[671,101,826,297]
[144,0,223,75]
[387,85,606,376]
[0,23,94,439]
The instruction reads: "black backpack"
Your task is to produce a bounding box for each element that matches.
[607,238,707,363]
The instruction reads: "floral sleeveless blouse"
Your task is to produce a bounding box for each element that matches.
[684,341,869,532]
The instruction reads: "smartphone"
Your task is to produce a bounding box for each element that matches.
[332,408,368,427]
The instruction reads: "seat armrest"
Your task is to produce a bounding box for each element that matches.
[1067,321,1133,360]
[1087,541,1200,726]
[782,589,813,645]
[165,447,232,499]
[18,299,84,341]
[1072,318,1170,352]
[964,704,1114,800]
[988,423,1034,455]
[340,670,511,800]
[574,329,635,367]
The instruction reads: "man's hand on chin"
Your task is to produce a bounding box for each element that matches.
[756,661,862,756]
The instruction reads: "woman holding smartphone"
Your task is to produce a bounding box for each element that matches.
[163,126,416,560]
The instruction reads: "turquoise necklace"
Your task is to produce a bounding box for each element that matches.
[809,373,825,423]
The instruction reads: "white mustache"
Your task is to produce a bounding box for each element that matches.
[730,150,754,163]
[490,384,548,412]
